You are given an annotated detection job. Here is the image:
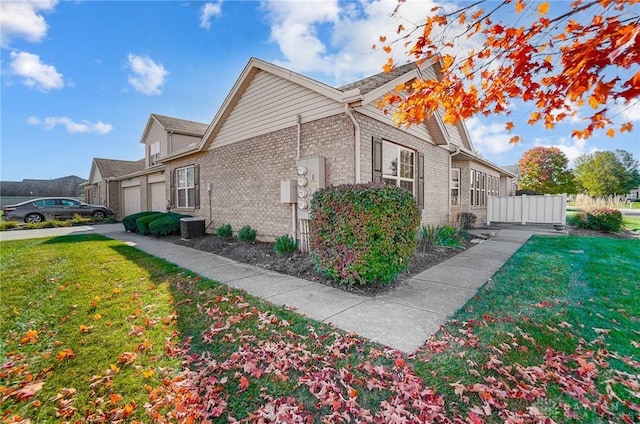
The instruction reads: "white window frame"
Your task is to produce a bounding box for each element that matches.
[176,166,195,208]
[451,168,460,207]
[381,141,415,195]
[150,142,160,165]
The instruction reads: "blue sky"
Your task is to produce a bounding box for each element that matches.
[1,0,638,182]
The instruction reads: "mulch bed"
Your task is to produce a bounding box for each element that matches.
[165,234,472,296]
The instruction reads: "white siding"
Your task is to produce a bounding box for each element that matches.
[210,70,344,149]
[170,133,200,154]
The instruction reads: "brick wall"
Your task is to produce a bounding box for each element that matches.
[167,114,355,239]
[452,159,501,224]
[356,113,451,226]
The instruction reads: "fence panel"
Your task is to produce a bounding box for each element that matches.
[487,194,566,225]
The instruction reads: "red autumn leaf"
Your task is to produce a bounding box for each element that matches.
[14,381,44,401]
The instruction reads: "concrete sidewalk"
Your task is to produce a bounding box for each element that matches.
[2,223,551,352]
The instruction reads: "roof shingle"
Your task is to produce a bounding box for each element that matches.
[151,114,208,136]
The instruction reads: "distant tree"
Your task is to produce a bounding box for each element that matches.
[518,147,576,194]
[574,150,640,196]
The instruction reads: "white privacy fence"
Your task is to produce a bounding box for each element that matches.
[487,194,567,225]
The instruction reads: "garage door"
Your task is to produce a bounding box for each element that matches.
[123,186,141,217]
[149,182,166,212]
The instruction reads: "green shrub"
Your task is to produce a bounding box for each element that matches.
[310,184,421,286]
[274,234,299,256]
[135,213,166,235]
[148,213,192,236]
[566,212,587,228]
[586,207,623,232]
[71,214,93,225]
[123,211,162,232]
[0,221,20,231]
[216,223,233,238]
[238,225,257,242]
[456,212,477,229]
[418,225,465,252]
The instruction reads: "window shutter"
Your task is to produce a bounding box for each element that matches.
[372,136,382,183]
[418,152,425,209]
[169,169,176,210]
[194,164,200,209]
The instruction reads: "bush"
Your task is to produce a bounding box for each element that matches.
[310,184,421,286]
[0,221,20,231]
[123,211,162,232]
[135,213,166,235]
[274,234,299,256]
[216,223,233,238]
[456,212,477,229]
[585,207,623,232]
[418,225,465,252]
[71,214,93,225]
[238,225,257,242]
[148,213,192,236]
[566,212,587,228]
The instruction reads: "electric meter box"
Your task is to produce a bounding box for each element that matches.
[296,156,325,219]
[280,179,297,203]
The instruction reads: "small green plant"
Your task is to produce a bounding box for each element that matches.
[71,214,93,225]
[310,184,421,286]
[237,225,257,242]
[585,207,623,232]
[418,225,465,252]
[0,220,20,231]
[456,212,477,229]
[274,234,299,256]
[216,223,233,238]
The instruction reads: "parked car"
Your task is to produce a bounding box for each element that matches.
[2,197,114,223]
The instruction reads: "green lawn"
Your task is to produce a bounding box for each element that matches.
[1,234,638,422]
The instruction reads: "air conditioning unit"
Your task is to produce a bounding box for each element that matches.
[180,217,205,239]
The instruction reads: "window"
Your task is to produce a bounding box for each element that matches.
[481,173,486,206]
[470,169,491,207]
[451,168,460,207]
[382,141,415,194]
[470,170,475,206]
[176,166,195,208]
[150,142,160,165]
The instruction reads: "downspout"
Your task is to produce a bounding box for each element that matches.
[293,115,302,240]
[344,105,361,183]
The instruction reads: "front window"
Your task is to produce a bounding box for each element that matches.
[451,168,460,207]
[150,142,160,165]
[382,141,415,194]
[176,166,195,208]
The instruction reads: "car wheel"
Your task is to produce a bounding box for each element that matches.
[92,210,106,219]
[25,213,44,223]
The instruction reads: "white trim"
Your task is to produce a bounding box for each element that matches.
[176,165,195,209]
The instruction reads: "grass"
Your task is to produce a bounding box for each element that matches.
[1,234,638,422]
[623,215,640,231]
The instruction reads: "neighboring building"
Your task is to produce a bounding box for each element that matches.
[628,186,640,200]
[501,165,520,195]
[84,158,145,217]
[1,175,87,208]
[153,57,515,240]
[84,114,208,218]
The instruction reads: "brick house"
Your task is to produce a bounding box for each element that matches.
[84,158,144,218]
[157,57,516,241]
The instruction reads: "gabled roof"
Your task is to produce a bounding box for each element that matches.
[140,114,209,143]
[151,114,209,135]
[93,158,145,179]
[339,62,419,94]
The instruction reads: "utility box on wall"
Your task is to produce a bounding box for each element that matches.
[280,179,297,203]
[296,156,325,219]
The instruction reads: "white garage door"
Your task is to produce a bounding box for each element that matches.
[149,182,166,212]
[123,186,141,217]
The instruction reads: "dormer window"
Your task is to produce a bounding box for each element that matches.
[150,142,160,165]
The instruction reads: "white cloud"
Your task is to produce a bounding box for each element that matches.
[613,99,640,122]
[465,117,517,155]
[533,136,598,166]
[200,1,223,29]
[262,0,463,84]
[28,116,113,134]
[127,53,168,95]
[0,0,57,47]
[10,51,64,91]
